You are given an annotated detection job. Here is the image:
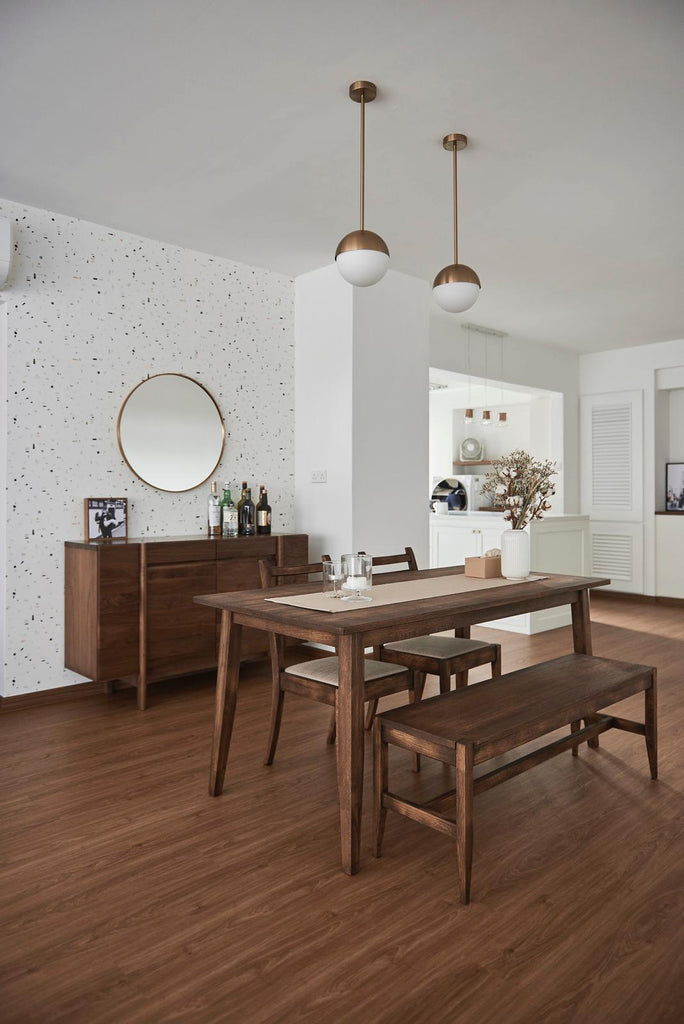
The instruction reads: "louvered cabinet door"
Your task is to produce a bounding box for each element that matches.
[581,390,644,593]
[589,522,644,594]
[581,390,643,521]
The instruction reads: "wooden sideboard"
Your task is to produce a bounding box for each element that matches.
[65,533,308,709]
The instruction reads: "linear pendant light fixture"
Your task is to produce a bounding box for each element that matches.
[335,81,390,287]
[433,134,480,313]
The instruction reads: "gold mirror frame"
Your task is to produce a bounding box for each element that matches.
[116,373,226,492]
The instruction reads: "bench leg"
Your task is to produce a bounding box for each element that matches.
[373,719,388,857]
[491,645,502,678]
[440,664,453,694]
[455,742,474,905]
[645,671,658,780]
[570,719,582,756]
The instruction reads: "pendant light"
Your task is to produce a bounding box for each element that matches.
[481,333,491,425]
[497,336,508,426]
[335,81,390,287]
[433,134,480,313]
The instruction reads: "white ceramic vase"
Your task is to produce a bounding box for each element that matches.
[501,528,530,580]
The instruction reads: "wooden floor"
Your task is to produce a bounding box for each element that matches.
[2,594,684,1023]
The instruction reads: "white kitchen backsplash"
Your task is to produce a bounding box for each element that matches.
[0,198,294,694]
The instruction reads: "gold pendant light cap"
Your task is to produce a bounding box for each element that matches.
[432,263,480,288]
[349,81,377,103]
[443,133,468,151]
[335,229,389,259]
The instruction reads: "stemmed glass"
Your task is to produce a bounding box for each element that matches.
[340,553,373,602]
[322,559,344,598]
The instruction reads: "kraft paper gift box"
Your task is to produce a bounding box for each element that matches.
[464,555,502,578]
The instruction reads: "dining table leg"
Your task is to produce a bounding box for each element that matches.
[571,589,599,748]
[336,633,366,875]
[209,610,243,797]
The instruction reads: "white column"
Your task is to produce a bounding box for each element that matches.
[295,265,430,566]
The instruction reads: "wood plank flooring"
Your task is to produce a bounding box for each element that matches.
[2,594,684,1023]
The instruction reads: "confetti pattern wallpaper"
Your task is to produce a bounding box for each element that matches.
[0,199,294,694]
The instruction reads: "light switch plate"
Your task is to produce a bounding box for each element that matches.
[311,470,327,484]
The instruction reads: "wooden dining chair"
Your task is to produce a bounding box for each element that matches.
[363,547,502,731]
[258,559,415,765]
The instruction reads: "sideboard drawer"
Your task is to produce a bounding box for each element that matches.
[145,539,216,565]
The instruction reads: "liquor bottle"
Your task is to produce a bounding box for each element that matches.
[207,481,221,537]
[236,481,248,535]
[220,484,238,538]
[256,486,272,535]
[241,488,256,536]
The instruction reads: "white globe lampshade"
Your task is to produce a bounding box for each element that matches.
[335,229,390,287]
[432,263,481,313]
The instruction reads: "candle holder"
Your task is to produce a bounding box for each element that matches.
[340,553,373,602]
[322,559,344,598]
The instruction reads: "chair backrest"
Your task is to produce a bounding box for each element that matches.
[358,546,418,574]
[258,559,326,589]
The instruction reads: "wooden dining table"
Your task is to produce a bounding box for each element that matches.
[195,565,609,875]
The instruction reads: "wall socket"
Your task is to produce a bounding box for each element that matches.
[311,469,327,484]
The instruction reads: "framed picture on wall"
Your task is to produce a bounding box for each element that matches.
[84,498,128,541]
[666,464,684,511]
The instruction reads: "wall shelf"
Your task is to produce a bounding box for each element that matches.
[452,460,493,467]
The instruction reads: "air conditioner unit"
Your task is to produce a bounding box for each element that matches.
[0,217,14,287]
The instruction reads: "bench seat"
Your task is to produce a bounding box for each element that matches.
[372,653,658,904]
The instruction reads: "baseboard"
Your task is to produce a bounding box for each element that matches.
[0,644,328,714]
[0,679,105,712]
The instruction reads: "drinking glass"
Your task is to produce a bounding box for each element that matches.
[340,553,373,602]
[322,559,344,598]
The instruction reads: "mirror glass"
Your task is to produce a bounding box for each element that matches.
[117,374,225,492]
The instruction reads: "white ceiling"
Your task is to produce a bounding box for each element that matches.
[2,0,683,353]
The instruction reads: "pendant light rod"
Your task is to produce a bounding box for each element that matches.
[452,142,458,265]
[442,133,467,265]
[360,91,365,229]
[349,81,377,229]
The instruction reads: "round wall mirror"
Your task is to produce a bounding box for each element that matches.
[117,374,225,492]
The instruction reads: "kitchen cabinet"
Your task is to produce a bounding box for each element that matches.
[429,513,589,634]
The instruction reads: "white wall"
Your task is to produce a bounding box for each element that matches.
[0,198,294,696]
[430,312,579,513]
[580,336,684,594]
[295,265,430,569]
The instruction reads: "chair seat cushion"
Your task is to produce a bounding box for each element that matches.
[383,635,493,661]
[285,657,406,687]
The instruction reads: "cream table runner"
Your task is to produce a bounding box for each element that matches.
[266,573,546,614]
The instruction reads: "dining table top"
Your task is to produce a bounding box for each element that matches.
[194,566,610,639]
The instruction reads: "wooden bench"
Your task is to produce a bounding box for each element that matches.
[372,653,657,904]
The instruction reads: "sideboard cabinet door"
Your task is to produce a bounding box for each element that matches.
[146,560,218,680]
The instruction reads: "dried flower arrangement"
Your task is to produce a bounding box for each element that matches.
[480,450,557,530]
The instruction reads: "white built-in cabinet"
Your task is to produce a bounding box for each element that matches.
[655,515,684,599]
[580,389,644,592]
[429,513,589,634]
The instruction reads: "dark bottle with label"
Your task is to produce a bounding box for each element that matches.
[240,488,256,536]
[236,481,248,535]
[256,486,272,535]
